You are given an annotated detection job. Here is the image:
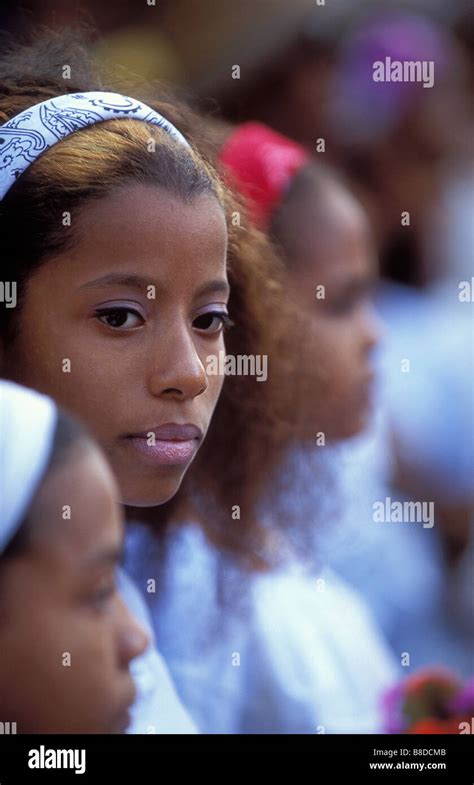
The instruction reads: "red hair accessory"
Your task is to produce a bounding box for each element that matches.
[219,122,310,230]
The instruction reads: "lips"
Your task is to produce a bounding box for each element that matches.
[123,423,203,466]
[135,423,203,441]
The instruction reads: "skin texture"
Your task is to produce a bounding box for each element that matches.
[281,179,381,439]
[6,184,229,506]
[0,443,149,733]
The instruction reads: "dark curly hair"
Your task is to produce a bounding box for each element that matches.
[0,30,320,570]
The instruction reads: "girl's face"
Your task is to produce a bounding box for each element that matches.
[0,443,149,734]
[285,183,381,439]
[5,184,229,506]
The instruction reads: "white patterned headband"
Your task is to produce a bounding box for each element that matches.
[0,91,190,200]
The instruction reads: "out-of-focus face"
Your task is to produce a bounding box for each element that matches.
[4,184,229,506]
[0,443,149,734]
[282,179,381,439]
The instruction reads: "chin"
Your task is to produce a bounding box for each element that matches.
[121,471,186,508]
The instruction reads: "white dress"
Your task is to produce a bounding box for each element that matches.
[124,523,399,733]
[118,569,197,734]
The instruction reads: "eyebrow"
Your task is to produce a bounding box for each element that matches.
[196,279,230,298]
[78,273,150,291]
[78,273,230,298]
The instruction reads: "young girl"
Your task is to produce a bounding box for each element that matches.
[0,380,149,733]
[0,34,306,731]
[123,123,399,733]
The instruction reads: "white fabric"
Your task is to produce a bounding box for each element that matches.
[125,522,399,733]
[119,569,198,734]
[377,281,474,503]
[0,380,57,552]
[320,420,474,678]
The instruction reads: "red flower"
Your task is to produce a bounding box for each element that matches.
[410,717,466,734]
[405,669,459,697]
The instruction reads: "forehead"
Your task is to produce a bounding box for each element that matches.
[22,184,229,305]
[289,183,375,279]
[68,184,228,286]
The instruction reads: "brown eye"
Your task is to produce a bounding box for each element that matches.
[193,312,232,334]
[96,308,143,329]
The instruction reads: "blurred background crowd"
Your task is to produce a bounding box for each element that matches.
[1,0,472,694]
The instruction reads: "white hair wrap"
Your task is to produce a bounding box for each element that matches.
[0,381,57,553]
[0,91,190,200]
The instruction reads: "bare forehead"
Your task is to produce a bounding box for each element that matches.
[290,189,371,256]
[305,179,368,230]
[78,182,224,225]
[71,184,227,259]
[31,183,229,293]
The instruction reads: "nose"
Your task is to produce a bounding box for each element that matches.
[116,597,150,668]
[147,325,208,401]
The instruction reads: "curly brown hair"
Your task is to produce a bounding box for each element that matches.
[0,30,318,570]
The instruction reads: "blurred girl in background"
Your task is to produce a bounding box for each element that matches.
[220,121,474,682]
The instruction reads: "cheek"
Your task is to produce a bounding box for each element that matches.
[0,603,69,685]
[10,296,93,395]
[309,314,347,357]
[199,336,226,409]
[311,319,358,386]
[11,339,116,442]
[29,612,121,729]
[65,614,115,658]
[36,606,118,683]
[12,310,135,440]
[203,368,225,425]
